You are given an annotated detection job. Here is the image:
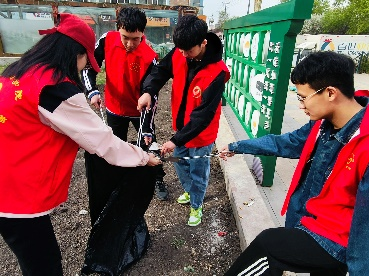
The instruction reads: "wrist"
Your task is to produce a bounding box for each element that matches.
[88,90,100,100]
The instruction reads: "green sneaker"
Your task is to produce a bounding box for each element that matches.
[188,206,203,227]
[177,192,190,204]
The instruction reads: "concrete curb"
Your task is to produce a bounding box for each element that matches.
[215,112,275,251]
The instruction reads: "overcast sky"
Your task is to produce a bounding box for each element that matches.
[203,0,282,25]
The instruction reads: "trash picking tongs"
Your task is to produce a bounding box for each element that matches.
[100,105,150,149]
[136,109,162,153]
[160,151,264,184]
[135,111,236,163]
[137,109,148,148]
[160,152,234,163]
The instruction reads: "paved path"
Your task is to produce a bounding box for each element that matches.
[215,73,368,275]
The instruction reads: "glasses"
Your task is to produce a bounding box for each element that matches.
[297,87,327,103]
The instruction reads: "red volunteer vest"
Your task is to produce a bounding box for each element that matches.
[282,109,369,246]
[0,68,79,215]
[171,49,230,148]
[104,32,157,116]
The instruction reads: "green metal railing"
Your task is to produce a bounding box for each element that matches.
[223,0,313,186]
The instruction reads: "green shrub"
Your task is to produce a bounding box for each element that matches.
[96,67,106,85]
[357,54,369,74]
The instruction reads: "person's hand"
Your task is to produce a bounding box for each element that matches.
[219,145,235,161]
[137,93,152,111]
[160,141,176,155]
[90,94,102,109]
[146,152,162,166]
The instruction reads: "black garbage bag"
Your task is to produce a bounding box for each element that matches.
[82,152,156,276]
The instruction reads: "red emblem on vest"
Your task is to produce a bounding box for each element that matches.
[193,86,202,98]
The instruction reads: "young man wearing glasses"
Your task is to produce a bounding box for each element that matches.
[220,51,369,275]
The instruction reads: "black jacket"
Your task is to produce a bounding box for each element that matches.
[142,32,226,146]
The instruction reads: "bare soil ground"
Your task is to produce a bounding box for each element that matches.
[0,81,241,275]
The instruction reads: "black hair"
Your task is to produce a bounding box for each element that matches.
[2,33,86,88]
[291,51,356,98]
[116,7,147,32]
[173,15,207,50]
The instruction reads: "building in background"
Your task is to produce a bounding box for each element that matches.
[0,0,203,58]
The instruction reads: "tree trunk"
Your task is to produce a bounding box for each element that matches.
[254,0,262,12]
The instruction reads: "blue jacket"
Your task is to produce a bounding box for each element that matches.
[228,96,369,275]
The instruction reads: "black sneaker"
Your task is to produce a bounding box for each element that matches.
[155,180,169,201]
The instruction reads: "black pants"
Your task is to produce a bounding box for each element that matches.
[224,228,347,276]
[106,112,140,142]
[0,215,63,276]
[106,112,165,180]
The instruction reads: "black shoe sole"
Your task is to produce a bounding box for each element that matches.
[155,194,168,201]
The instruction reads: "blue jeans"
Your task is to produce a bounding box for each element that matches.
[173,143,214,209]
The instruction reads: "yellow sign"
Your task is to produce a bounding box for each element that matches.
[147,17,170,27]
[198,15,207,22]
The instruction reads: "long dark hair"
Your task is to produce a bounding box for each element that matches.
[2,32,86,88]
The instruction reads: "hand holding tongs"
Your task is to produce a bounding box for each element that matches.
[159,152,234,163]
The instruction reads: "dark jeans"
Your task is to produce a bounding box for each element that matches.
[0,215,63,276]
[224,227,347,276]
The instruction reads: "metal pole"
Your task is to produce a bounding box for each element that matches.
[247,0,251,14]
[222,1,230,14]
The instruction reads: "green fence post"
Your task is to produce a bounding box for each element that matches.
[223,0,314,186]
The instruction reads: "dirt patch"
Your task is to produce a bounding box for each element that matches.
[0,81,241,275]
